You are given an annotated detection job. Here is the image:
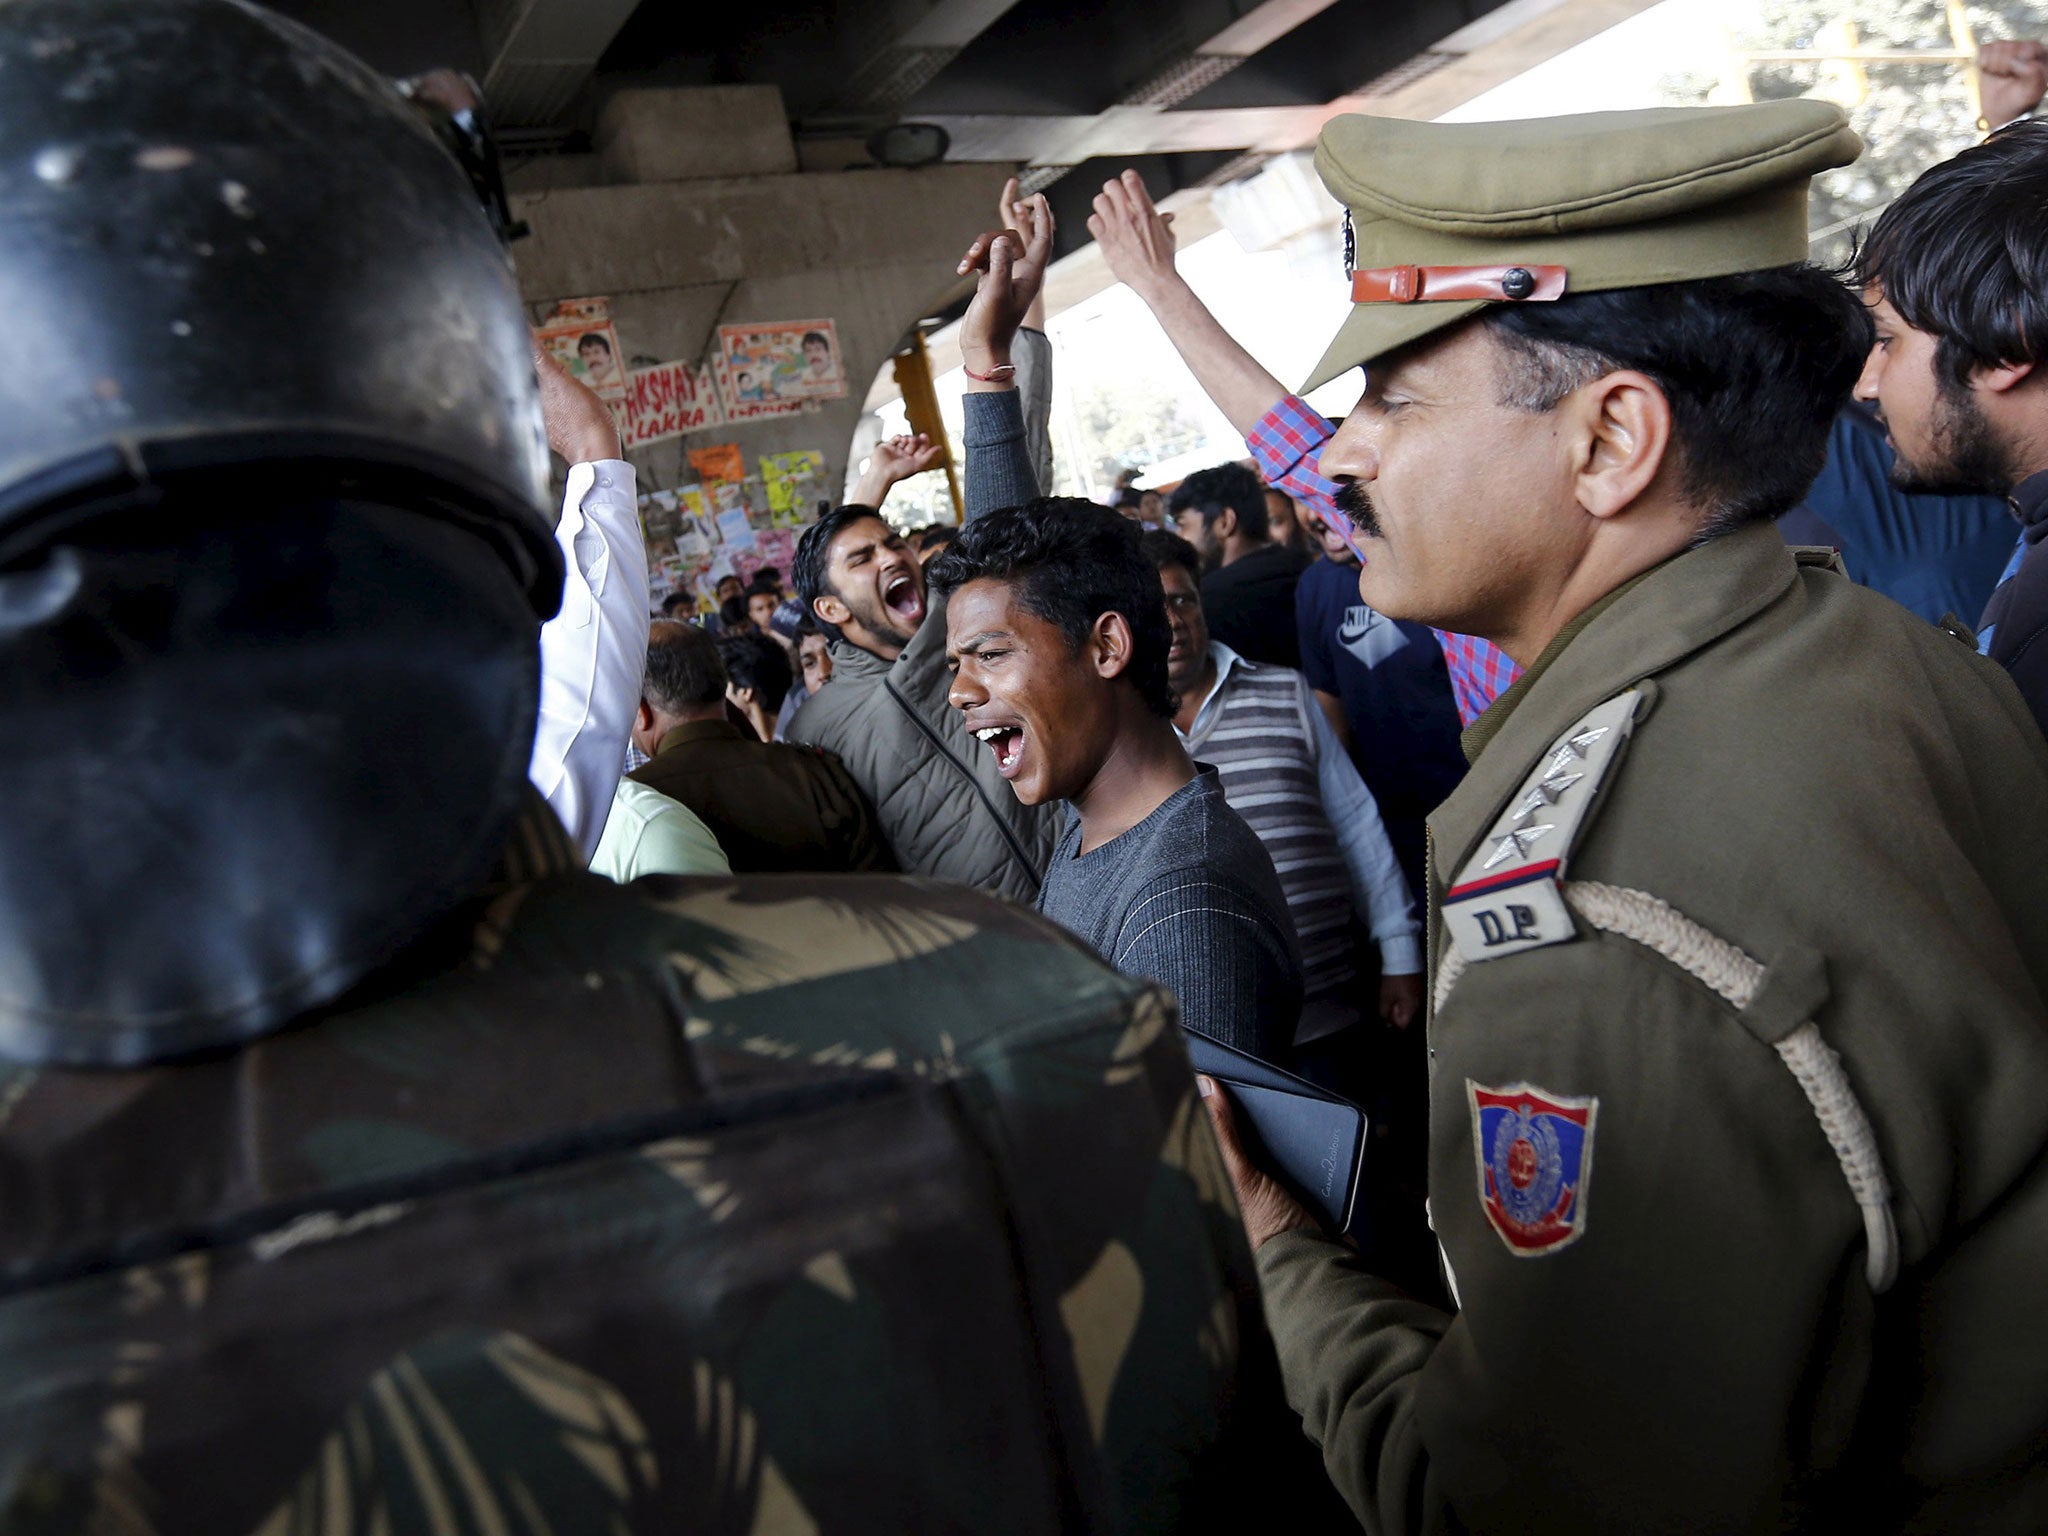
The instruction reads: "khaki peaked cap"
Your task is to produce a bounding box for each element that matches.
[1303,99,1863,392]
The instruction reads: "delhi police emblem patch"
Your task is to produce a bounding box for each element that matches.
[1466,1080,1598,1257]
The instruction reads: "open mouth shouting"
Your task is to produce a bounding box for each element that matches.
[972,722,1027,779]
[883,569,925,628]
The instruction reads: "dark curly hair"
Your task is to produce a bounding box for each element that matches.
[1168,462,1268,540]
[1855,119,2048,389]
[792,503,888,618]
[716,627,794,715]
[928,498,1175,719]
[1141,527,1203,585]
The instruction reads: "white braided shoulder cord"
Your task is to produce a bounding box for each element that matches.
[1433,879,1899,1292]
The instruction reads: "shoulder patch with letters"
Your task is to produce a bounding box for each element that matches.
[1443,689,1641,963]
[1468,1079,1598,1257]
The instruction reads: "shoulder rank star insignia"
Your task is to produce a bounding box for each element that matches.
[1481,820,1554,870]
[1441,690,1644,964]
[1544,726,1609,780]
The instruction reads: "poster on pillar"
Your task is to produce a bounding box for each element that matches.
[712,352,810,423]
[535,297,627,403]
[735,528,798,591]
[688,443,745,486]
[622,360,723,447]
[762,450,826,528]
[717,319,846,406]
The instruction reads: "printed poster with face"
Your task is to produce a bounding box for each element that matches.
[535,297,626,403]
[622,360,722,447]
[710,353,809,423]
[717,319,846,405]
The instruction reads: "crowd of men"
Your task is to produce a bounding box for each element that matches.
[4,0,2048,1528]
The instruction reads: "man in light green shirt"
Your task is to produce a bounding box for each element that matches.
[589,778,730,883]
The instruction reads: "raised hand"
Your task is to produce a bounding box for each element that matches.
[530,336,621,464]
[850,433,940,508]
[1087,169,1181,302]
[872,432,942,483]
[1979,39,2048,129]
[954,190,1054,384]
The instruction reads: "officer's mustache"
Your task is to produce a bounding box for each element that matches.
[1333,480,1382,539]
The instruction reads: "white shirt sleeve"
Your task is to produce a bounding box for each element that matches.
[1304,679,1423,975]
[528,459,649,859]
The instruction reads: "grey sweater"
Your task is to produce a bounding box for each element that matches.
[1036,769,1304,1063]
[783,389,1059,899]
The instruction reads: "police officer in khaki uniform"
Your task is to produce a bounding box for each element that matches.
[1202,100,2048,1533]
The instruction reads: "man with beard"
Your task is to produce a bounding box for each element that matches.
[1168,461,1310,668]
[1852,118,2048,737]
[1197,100,2048,1533]
[788,206,1062,900]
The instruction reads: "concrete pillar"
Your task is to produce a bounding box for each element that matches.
[509,84,1010,512]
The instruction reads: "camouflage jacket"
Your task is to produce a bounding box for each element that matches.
[0,800,1293,1534]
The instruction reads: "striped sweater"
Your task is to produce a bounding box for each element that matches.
[1182,659,1361,1000]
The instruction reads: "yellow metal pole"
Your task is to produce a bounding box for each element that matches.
[891,330,963,524]
[1947,0,1982,125]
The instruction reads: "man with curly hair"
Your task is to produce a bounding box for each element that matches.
[931,498,1303,1064]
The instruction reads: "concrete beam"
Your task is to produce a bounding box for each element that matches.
[475,0,639,127]
[1197,0,1344,61]
[831,0,1029,115]
[509,162,1008,302]
[595,86,799,183]
[921,101,1360,164]
[927,0,1662,167]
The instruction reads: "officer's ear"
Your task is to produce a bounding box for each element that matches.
[1570,369,1673,523]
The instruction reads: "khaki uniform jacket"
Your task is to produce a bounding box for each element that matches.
[1256,523,2048,1534]
[786,609,1059,903]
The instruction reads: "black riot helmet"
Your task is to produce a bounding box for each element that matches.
[0,0,568,1067]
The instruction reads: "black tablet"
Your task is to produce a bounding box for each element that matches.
[1182,1031,1367,1233]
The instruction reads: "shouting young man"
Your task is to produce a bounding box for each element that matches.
[932,500,1303,1063]
[788,210,1062,901]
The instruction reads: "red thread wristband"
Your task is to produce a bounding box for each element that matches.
[963,361,1016,382]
